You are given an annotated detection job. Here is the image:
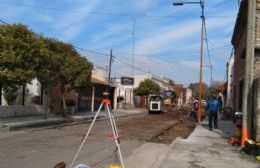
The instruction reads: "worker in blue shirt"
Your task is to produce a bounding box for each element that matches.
[207,96,221,131]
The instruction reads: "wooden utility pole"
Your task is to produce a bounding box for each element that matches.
[241,0,256,146]
[132,16,136,76]
[173,0,205,124]
[108,49,113,83]
[198,0,204,125]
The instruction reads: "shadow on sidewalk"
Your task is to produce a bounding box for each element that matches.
[200,118,236,139]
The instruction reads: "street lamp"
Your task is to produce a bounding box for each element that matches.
[173,0,205,125]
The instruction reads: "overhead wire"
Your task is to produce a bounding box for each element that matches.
[0,18,9,25]
[203,19,213,85]
[72,45,151,74]
[0,1,235,20]
[0,18,151,76]
[75,46,110,57]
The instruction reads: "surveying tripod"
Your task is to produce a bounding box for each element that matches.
[69,93,125,168]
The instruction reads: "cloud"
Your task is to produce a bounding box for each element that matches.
[132,0,160,11]
[91,21,133,44]
[52,0,102,41]
[180,60,200,70]
[135,15,234,55]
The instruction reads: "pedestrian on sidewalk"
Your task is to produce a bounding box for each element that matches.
[207,96,221,131]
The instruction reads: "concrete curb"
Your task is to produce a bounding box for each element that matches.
[0,118,66,131]
[1,111,146,132]
[151,137,184,168]
[151,123,198,168]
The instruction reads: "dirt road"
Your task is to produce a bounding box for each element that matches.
[0,109,194,168]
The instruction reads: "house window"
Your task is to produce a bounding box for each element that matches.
[241,49,246,59]
[255,48,260,57]
[239,80,244,111]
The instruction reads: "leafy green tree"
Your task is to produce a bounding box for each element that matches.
[2,86,19,105]
[207,81,225,99]
[59,55,93,116]
[43,38,93,116]
[0,24,93,116]
[0,24,46,104]
[134,79,160,96]
[188,82,209,99]
[207,87,219,99]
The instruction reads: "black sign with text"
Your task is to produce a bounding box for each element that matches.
[121,77,134,85]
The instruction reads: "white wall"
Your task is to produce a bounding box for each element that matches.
[185,88,193,104]
[92,65,107,82]
[227,58,234,108]
[132,74,151,88]
[114,79,134,107]
[25,78,41,105]
[1,89,7,106]
[1,78,41,106]
[132,73,173,92]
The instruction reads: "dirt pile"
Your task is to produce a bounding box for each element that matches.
[117,107,195,144]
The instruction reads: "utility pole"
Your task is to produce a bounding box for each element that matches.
[198,1,204,124]
[132,15,136,76]
[131,16,136,106]
[173,0,205,125]
[108,49,113,83]
[241,0,256,146]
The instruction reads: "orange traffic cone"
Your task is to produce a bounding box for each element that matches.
[241,127,248,147]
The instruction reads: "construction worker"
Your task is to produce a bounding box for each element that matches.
[189,99,198,122]
[207,95,221,131]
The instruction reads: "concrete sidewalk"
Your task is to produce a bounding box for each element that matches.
[0,108,146,131]
[156,120,259,168]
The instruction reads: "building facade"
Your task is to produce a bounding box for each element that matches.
[226,58,234,109]
[133,73,175,92]
[0,64,114,114]
[231,0,260,140]
[185,88,193,105]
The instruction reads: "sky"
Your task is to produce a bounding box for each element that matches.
[0,0,239,86]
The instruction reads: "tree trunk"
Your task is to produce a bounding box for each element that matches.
[60,84,67,117]
[62,94,67,117]
[43,88,50,119]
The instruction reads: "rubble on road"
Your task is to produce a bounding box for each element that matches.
[118,107,195,144]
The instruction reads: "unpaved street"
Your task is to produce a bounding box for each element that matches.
[0,110,194,168]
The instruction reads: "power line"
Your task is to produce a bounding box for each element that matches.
[74,46,110,57]
[0,18,9,25]
[74,45,150,74]
[203,18,213,85]
[0,1,172,18]
[113,57,148,74]
[0,1,235,20]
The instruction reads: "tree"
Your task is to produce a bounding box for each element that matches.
[0,24,46,104]
[0,24,93,115]
[43,38,93,116]
[207,80,225,99]
[134,79,160,96]
[59,55,93,116]
[188,82,209,99]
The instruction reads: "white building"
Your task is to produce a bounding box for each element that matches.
[0,64,108,107]
[113,79,134,107]
[226,58,234,108]
[185,88,193,104]
[133,73,174,92]
[1,78,42,106]
[112,73,175,109]
[92,65,107,82]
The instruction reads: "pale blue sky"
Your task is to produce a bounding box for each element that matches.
[0,0,239,86]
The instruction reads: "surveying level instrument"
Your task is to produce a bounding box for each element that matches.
[69,92,125,168]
